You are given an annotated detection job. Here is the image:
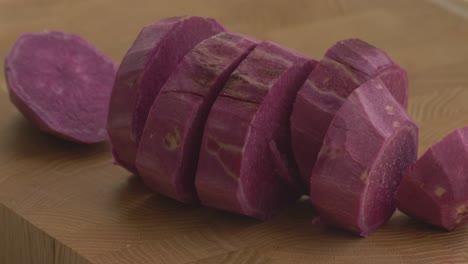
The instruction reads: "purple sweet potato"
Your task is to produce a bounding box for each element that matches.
[396,126,468,231]
[310,79,418,236]
[107,16,225,173]
[136,33,257,203]
[195,41,316,220]
[291,39,409,189]
[4,31,117,143]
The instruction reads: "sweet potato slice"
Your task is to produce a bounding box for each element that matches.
[195,41,316,220]
[291,39,409,188]
[310,79,418,236]
[107,16,225,172]
[4,31,117,143]
[396,126,468,231]
[136,33,257,203]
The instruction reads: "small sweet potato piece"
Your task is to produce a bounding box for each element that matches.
[4,31,117,143]
[310,79,418,236]
[107,16,225,173]
[291,39,409,188]
[195,41,316,220]
[396,126,468,231]
[136,33,257,203]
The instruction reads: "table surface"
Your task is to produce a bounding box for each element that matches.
[2,0,468,263]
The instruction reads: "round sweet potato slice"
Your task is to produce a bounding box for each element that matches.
[5,31,117,143]
[195,41,316,220]
[310,78,418,236]
[291,39,409,189]
[136,33,257,203]
[107,16,225,173]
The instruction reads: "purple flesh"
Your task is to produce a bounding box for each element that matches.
[4,31,117,143]
[396,126,468,231]
[136,33,258,203]
[195,41,316,220]
[310,79,418,236]
[107,16,225,173]
[291,39,409,189]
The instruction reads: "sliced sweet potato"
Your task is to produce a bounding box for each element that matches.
[107,16,225,173]
[310,78,418,236]
[396,126,468,231]
[291,39,409,188]
[195,41,316,220]
[4,31,117,143]
[136,33,258,203]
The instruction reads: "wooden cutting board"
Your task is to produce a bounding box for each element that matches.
[2,0,468,263]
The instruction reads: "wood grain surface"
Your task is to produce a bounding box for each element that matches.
[2,0,468,263]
